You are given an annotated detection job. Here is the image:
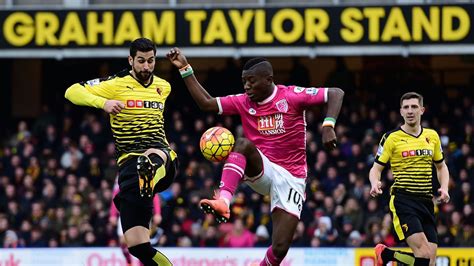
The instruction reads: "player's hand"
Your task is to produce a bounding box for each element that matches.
[166,47,189,69]
[322,126,337,150]
[436,187,450,204]
[103,100,125,115]
[370,181,383,197]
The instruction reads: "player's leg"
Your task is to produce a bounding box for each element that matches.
[258,162,305,266]
[260,210,298,266]
[200,137,263,223]
[117,218,133,266]
[120,200,172,266]
[137,148,171,198]
[405,233,431,266]
[376,194,430,266]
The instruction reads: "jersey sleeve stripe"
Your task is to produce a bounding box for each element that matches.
[216,97,223,115]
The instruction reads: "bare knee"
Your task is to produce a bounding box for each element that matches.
[412,242,431,259]
[233,138,254,155]
[272,242,290,259]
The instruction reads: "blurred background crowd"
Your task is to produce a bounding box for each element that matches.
[0,57,473,250]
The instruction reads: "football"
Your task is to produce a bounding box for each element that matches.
[199,127,235,162]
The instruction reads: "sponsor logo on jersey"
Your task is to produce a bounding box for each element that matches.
[156,87,162,95]
[126,100,163,110]
[401,149,433,157]
[276,99,288,113]
[249,108,256,115]
[257,114,285,135]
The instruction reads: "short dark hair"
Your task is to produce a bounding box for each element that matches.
[400,92,424,107]
[130,38,156,58]
[243,57,269,71]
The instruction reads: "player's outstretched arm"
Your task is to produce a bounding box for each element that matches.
[65,83,124,115]
[166,47,219,112]
[321,87,344,150]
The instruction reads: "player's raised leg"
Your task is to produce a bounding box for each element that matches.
[200,138,263,223]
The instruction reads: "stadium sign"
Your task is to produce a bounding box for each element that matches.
[0,4,473,58]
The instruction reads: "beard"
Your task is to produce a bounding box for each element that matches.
[132,68,152,83]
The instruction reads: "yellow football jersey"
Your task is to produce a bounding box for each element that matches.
[375,127,444,198]
[66,69,172,166]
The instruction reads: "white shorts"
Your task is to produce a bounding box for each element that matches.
[117,218,124,237]
[243,149,306,219]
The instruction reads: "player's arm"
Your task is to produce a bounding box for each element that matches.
[321,87,345,150]
[369,162,384,197]
[166,47,218,112]
[65,80,124,115]
[435,161,450,203]
[369,133,392,197]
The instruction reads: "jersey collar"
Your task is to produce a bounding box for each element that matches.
[258,84,277,105]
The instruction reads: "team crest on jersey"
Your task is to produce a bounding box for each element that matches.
[249,108,256,115]
[276,99,288,113]
[293,86,305,93]
[86,78,100,86]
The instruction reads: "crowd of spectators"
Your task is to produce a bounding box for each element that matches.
[0,58,473,250]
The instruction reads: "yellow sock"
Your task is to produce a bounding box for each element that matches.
[152,250,172,266]
[394,251,416,265]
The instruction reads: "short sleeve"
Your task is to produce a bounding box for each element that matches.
[432,131,444,163]
[286,86,327,110]
[375,133,393,166]
[216,94,244,115]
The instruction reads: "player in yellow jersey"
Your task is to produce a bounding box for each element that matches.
[369,92,450,266]
[65,38,176,266]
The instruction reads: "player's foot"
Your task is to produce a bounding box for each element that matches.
[374,243,387,266]
[137,155,157,198]
[200,195,230,223]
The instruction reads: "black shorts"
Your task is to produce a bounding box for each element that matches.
[389,193,437,244]
[113,149,178,233]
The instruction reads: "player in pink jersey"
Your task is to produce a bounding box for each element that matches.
[167,48,344,266]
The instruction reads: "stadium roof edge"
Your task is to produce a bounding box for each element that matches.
[1,45,474,59]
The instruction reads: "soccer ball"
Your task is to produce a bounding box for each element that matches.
[199,127,235,162]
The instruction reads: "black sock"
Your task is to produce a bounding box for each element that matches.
[128,242,158,266]
[414,257,430,266]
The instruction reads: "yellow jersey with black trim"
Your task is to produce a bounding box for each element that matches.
[76,69,172,166]
[375,127,444,198]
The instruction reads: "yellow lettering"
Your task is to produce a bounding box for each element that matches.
[272,9,303,44]
[204,10,233,44]
[3,12,34,47]
[35,12,59,45]
[412,7,439,41]
[185,10,206,44]
[340,8,364,43]
[114,11,141,45]
[305,9,329,43]
[442,6,470,41]
[255,10,273,43]
[229,10,253,44]
[59,12,87,45]
[87,11,113,45]
[364,7,385,42]
[143,11,175,45]
[381,7,411,42]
